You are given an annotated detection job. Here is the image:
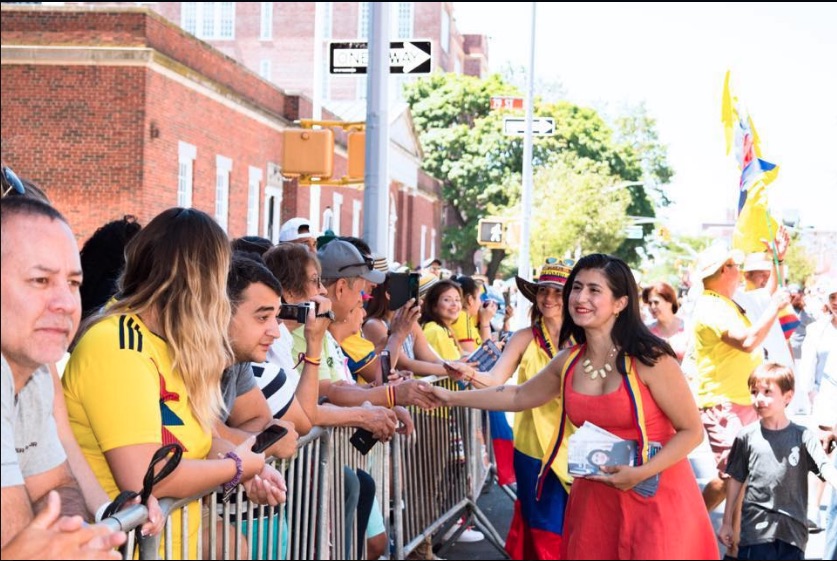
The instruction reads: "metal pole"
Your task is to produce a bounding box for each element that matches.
[362,2,390,254]
[309,2,325,233]
[513,2,537,329]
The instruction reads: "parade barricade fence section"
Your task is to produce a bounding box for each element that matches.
[130,393,506,560]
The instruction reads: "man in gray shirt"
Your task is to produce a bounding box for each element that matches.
[1,196,124,558]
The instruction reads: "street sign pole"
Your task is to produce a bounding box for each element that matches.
[362,2,389,256]
[514,2,537,330]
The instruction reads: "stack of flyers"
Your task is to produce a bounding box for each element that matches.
[567,422,662,497]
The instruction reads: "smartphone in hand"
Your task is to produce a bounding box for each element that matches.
[379,350,392,381]
[349,428,377,455]
[251,425,288,453]
[388,273,421,310]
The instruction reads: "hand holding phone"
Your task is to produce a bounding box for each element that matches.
[252,425,288,453]
[349,428,377,455]
[379,350,392,382]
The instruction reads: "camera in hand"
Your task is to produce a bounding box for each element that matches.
[277,301,317,323]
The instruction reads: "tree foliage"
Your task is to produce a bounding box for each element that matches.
[403,72,674,273]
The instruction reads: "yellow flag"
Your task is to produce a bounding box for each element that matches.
[732,179,778,253]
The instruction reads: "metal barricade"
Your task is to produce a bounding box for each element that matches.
[390,378,507,559]
[133,427,330,560]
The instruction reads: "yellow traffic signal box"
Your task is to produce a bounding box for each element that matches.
[347,131,365,180]
[282,129,334,177]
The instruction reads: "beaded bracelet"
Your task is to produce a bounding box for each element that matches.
[222,451,243,503]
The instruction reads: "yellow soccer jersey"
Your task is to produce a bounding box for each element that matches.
[63,313,210,559]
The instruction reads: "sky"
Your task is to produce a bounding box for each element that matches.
[452,2,837,234]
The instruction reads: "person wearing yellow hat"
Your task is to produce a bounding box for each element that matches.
[442,259,574,559]
[690,241,791,557]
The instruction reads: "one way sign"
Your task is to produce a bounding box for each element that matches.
[329,40,432,75]
[503,117,556,136]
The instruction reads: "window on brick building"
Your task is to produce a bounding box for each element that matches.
[247,166,262,235]
[260,2,273,40]
[358,2,370,39]
[352,199,362,238]
[182,2,235,40]
[259,59,272,82]
[215,155,232,232]
[177,141,196,208]
[396,2,413,39]
[322,207,334,233]
[431,228,437,260]
[420,224,427,266]
[332,192,343,235]
[441,7,450,53]
[323,2,333,39]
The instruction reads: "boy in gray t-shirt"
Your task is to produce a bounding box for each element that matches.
[721,362,837,560]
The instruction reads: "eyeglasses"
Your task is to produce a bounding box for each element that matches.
[337,256,374,273]
[307,275,322,287]
[1,166,26,198]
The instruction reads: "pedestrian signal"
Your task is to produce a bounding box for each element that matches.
[478,219,506,248]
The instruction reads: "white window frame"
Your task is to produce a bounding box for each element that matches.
[264,164,283,242]
[352,200,362,238]
[177,141,196,208]
[431,228,437,260]
[322,207,334,232]
[182,2,235,40]
[247,166,262,235]
[440,7,450,53]
[388,198,397,262]
[332,192,343,235]
[215,154,232,232]
[260,2,273,40]
[420,224,428,267]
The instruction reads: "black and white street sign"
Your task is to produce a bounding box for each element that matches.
[502,117,556,136]
[329,40,432,75]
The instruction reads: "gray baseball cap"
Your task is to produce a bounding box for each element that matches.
[318,239,385,284]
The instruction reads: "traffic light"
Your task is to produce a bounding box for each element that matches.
[282,129,334,177]
[477,219,506,248]
[347,131,365,180]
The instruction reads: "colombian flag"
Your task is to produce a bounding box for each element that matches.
[721,71,781,254]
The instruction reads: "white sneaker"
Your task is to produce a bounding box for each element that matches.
[442,520,484,543]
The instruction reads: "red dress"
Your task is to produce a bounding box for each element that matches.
[561,361,719,560]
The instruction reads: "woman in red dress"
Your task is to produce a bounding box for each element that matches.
[423,254,718,559]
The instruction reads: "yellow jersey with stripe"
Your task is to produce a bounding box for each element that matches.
[63,313,210,559]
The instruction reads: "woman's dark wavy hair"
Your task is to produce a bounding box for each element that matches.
[79,216,142,318]
[558,253,674,369]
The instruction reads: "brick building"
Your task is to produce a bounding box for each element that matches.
[1,4,451,266]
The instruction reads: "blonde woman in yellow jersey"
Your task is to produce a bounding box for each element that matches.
[63,208,269,559]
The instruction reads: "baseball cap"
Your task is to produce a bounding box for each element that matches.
[318,239,385,284]
[694,242,744,280]
[279,217,316,243]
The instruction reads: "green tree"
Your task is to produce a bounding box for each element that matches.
[528,155,632,265]
[404,73,673,274]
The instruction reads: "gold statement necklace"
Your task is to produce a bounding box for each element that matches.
[582,346,617,380]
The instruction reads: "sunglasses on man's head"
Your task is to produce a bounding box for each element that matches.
[337,256,374,273]
[1,166,26,198]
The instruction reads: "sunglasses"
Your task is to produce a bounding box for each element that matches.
[1,166,26,198]
[337,256,374,273]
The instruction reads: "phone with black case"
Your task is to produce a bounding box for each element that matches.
[379,349,392,381]
[349,428,377,455]
[388,272,420,310]
[251,425,288,453]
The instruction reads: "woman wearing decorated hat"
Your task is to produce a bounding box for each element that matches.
[443,258,574,560]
